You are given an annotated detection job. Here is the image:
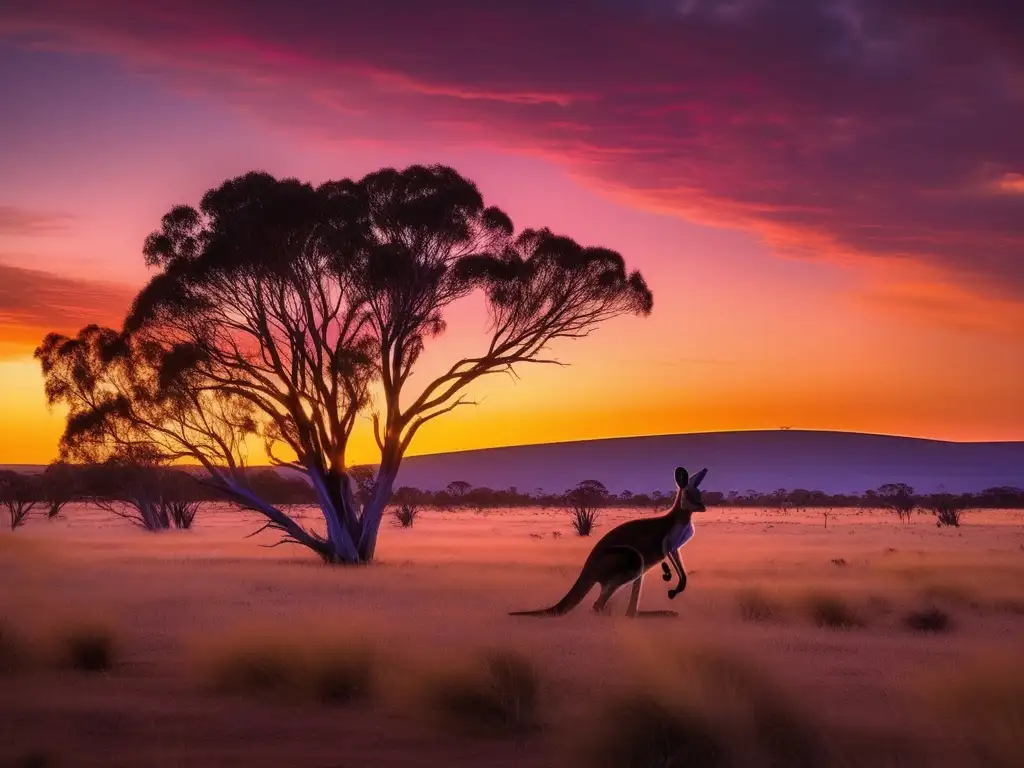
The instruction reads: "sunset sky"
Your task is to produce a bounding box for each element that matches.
[1,0,1022,466]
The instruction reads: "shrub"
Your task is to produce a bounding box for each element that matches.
[928,494,968,527]
[904,606,952,633]
[0,618,31,674]
[926,657,1024,768]
[197,629,377,706]
[419,648,541,736]
[569,505,599,536]
[580,694,729,768]
[806,594,865,629]
[391,503,419,528]
[166,499,200,530]
[57,623,116,672]
[736,589,782,624]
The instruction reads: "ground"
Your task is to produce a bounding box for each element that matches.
[2,503,1023,767]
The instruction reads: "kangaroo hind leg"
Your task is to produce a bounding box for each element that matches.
[592,546,645,616]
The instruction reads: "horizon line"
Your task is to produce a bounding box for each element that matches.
[4,427,1022,470]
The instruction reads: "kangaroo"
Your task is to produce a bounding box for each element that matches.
[509,466,708,618]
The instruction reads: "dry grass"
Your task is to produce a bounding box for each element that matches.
[54,621,117,672]
[923,655,1024,768]
[903,605,953,633]
[194,625,378,706]
[804,592,866,629]
[0,617,32,674]
[407,647,542,737]
[575,641,825,768]
[735,588,784,624]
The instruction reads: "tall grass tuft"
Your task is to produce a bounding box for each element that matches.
[57,622,117,672]
[414,648,542,736]
[805,593,866,629]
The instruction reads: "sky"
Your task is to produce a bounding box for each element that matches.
[1,0,1022,466]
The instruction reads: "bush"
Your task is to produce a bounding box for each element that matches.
[736,589,783,624]
[166,499,200,529]
[0,618,31,674]
[418,648,541,736]
[569,505,599,536]
[391,503,419,528]
[805,594,865,629]
[197,629,377,706]
[904,606,952,633]
[57,623,116,672]
[926,657,1024,768]
[581,694,729,768]
[928,494,968,527]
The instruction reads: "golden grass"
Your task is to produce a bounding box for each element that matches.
[402,647,542,737]
[575,637,826,768]
[735,588,785,624]
[804,592,866,629]
[921,655,1024,768]
[192,623,378,706]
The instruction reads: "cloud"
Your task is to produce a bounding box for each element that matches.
[0,260,136,357]
[0,205,73,235]
[1,0,1022,298]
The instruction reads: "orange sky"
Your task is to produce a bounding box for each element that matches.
[2,2,1023,466]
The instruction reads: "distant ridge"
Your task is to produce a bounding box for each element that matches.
[389,430,1024,495]
[5,430,1022,495]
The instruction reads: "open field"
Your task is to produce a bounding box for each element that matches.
[2,504,1024,767]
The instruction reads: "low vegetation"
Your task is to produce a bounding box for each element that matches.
[736,589,784,624]
[412,648,542,736]
[391,503,420,528]
[576,646,825,768]
[0,618,31,674]
[805,593,866,629]
[904,605,953,633]
[196,627,377,706]
[925,657,1024,768]
[55,622,117,672]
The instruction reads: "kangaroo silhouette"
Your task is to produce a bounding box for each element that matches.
[510,466,707,617]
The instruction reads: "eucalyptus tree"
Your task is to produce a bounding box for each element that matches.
[37,165,652,563]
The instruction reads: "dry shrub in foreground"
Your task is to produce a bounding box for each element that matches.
[409,648,541,737]
[923,656,1024,768]
[53,622,117,672]
[805,592,866,629]
[195,627,377,706]
[904,605,953,633]
[576,643,825,768]
[736,588,785,624]
[0,618,32,674]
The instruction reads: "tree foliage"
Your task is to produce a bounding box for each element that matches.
[36,165,652,562]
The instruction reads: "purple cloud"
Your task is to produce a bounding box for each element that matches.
[2,0,1022,297]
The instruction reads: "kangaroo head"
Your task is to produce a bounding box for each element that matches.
[674,466,708,513]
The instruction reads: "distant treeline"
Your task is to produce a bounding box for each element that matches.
[3,464,1022,512]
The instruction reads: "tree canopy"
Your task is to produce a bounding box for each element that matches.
[37,164,653,563]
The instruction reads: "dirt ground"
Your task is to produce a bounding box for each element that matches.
[2,503,1023,767]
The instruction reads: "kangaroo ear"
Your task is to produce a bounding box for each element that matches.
[689,468,708,488]
[675,467,689,489]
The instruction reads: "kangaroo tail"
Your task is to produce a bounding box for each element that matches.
[508,571,593,617]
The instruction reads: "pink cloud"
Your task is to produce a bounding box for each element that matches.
[2,0,1022,297]
[0,260,135,357]
[0,205,73,236]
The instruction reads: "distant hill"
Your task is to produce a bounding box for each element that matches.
[5,430,1022,495]
[389,430,1024,495]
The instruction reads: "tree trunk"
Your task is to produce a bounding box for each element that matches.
[356,469,398,563]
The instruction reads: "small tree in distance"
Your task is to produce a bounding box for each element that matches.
[36,165,652,563]
[0,470,41,530]
[876,483,916,524]
[567,479,609,536]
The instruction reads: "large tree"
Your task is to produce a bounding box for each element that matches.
[37,165,652,563]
